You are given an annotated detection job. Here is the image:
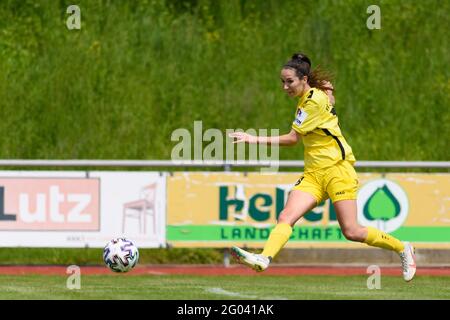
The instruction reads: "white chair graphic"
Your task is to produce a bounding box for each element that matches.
[122,183,157,235]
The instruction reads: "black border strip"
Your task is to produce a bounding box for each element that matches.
[322,129,345,160]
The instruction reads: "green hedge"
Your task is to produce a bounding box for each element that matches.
[0,0,448,161]
[0,247,224,265]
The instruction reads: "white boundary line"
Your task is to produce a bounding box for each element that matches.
[205,287,287,300]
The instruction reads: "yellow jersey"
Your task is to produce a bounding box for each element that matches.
[291,88,356,172]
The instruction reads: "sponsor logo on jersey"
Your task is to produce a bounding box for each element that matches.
[293,110,308,126]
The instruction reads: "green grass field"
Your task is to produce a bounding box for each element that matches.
[1,274,449,300]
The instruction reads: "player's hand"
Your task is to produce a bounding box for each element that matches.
[322,81,335,105]
[228,132,258,144]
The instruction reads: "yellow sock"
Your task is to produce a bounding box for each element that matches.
[261,223,292,259]
[364,226,404,253]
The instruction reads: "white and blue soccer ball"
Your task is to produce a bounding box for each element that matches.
[103,238,139,272]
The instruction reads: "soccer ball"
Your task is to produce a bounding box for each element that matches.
[103,238,139,272]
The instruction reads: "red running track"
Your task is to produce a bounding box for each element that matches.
[0,265,449,276]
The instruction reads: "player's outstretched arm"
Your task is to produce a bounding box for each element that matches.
[229,129,301,146]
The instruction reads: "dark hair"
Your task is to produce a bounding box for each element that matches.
[283,53,333,91]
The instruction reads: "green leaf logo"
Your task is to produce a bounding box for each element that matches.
[363,185,401,221]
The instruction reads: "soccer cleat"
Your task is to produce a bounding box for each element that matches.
[399,242,416,282]
[230,246,270,272]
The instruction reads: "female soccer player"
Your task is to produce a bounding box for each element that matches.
[229,53,416,281]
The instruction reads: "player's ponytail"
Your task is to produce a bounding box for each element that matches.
[284,53,333,91]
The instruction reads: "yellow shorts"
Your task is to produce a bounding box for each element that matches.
[292,160,359,204]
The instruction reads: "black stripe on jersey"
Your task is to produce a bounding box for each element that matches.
[322,129,345,160]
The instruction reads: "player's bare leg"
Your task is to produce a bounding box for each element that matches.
[333,199,416,281]
[231,190,316,272]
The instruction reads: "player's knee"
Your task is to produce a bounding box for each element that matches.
[277,209,296,226]
[342,227,365,242]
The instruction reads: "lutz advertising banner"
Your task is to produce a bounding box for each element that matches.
[167,172,450,248]
[0,171,166,248]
